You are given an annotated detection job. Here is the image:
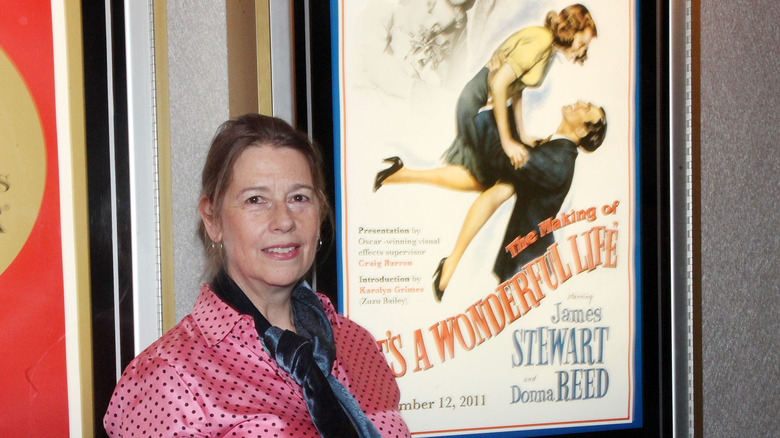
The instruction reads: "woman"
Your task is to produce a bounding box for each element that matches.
[104,115,410,437]
[374,4,597,299]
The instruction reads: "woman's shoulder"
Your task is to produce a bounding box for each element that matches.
[506,26,553,45]
[126,314,202,369]
[315,292,379,342]
[124,285,230,370]
[496,26,553,66]
[522,26,554,49]
[315,292,345,326]
[104,313,216,437]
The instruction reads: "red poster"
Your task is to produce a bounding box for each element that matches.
[0,1,69,435]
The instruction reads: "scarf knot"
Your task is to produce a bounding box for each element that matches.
[264,327,320,386]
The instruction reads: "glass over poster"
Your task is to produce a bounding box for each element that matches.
[331,1,649,435]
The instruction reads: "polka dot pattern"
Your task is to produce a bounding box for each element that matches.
[103,285,410,437]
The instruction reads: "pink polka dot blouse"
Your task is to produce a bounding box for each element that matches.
[104,284,411,437]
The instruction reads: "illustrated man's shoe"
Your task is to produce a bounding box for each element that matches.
[432,257,446,302]
[373,156,403,192]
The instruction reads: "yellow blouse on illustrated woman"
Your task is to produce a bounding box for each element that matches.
[486,26,555,99]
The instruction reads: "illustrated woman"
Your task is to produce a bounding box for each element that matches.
[105,115,410,437]
[374,4,598,300]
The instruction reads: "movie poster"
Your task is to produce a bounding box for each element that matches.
[334,0,639,435]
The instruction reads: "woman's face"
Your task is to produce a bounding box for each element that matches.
[562,28,594,64]
[203,145,320,297]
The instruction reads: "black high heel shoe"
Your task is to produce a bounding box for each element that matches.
[432,257,446,302]
[373,156,403,192]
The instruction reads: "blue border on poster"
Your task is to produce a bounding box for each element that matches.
[633,0,645,423]
[331,0,346,314]
[329,0,646,435]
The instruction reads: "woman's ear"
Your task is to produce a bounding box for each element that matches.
[199,194,221,243]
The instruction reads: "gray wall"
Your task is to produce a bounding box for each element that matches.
[167,1,229,319]
[700,0,780,436]
[165,1,780,436]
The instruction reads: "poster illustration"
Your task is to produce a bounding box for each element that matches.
[334,0,639,435]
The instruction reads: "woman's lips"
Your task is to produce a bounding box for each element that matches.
[263,244,300,259]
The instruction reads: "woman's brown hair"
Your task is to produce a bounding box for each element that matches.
[545,4,597,48]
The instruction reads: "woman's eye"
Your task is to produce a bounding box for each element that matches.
[291,194,310,203]
[247,196,264,204]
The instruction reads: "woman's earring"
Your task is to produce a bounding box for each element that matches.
[316,238,323,252]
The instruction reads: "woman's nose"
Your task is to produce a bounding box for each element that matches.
[270,202,295,232]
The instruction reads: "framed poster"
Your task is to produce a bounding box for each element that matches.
[330,0,672,436]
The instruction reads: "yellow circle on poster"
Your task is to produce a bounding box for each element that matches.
[0,48,46,275]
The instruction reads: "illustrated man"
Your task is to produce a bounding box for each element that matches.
[491,100,608,281]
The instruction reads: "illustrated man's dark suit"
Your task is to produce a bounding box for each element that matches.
[493,138,578,281]
[471,108,579,282]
